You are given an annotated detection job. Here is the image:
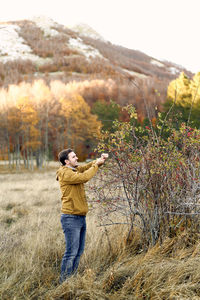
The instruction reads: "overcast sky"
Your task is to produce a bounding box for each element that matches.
[1,0,199,73]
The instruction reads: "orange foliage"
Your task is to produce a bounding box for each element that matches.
[0,80,102,162]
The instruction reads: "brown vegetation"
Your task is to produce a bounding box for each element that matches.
[18,20,77,58]
[0,77,168,167]
[0,60,37,87]
[0,80,103,166]
[0,18,192,95]
[81,36,192,80]
[0,169,199,299]
[0,17,184,135]
[0,18,199,299]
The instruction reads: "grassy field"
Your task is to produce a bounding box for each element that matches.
[0,167,200,300]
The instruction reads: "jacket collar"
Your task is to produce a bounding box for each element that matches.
[66,165,77,171]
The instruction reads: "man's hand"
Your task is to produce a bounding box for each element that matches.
[95,153,109,166]
[101,153,109,159]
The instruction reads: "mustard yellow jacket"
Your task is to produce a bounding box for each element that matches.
[56,161,98,215]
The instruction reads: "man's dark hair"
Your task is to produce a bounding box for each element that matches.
[58,148,73,165]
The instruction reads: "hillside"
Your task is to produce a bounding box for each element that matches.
[0,16,192,89]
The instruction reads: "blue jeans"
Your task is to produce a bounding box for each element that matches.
[60,214,86,283]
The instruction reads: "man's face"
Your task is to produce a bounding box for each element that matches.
[66,151,78,168]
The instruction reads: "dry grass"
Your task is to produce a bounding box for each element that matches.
[0,169,200,300]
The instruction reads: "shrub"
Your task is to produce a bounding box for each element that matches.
[90,105,200,248]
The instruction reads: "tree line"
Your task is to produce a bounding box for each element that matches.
[0,71,199,169]
[0,80,101,169]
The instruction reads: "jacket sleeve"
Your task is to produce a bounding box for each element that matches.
[62,164,98,184]
[77,161,96,173]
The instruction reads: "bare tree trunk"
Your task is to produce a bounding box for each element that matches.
[22,135,27,168]
[26,137,30,170]
[6,133,11,169]
[35,123,42,169]
[4,117,12,169]
[30,148,34,171]
[16,135,21,170]
[44,103,49,168]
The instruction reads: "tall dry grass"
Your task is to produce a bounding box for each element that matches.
[0,168,200,299]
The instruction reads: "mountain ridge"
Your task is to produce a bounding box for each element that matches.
[0,16,193,88]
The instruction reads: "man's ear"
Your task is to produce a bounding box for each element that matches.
[65,159,69,165]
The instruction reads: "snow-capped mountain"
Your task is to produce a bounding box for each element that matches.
[0,16,192,88]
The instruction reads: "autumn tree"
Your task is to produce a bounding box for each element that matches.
[163,72,200,128]
[30,80,52,167]
[7,105,22,168]
[60,94,102,159]
[16,97,40,169]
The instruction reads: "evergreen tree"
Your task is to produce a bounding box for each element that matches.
[92,100,120,132]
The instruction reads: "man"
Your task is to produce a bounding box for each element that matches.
[56,148,108,283]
